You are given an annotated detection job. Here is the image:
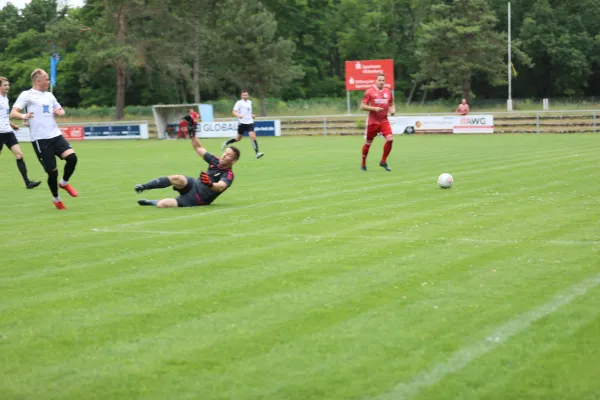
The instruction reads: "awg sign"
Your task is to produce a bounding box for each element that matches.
[345,59,395,91]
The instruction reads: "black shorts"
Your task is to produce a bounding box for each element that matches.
[32,135,72,172]
[0,131,19,151]
[237,123,255,136]
[174,176,210,207]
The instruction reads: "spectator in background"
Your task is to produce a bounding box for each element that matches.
[178,117,189,139]
[456,98,470,115]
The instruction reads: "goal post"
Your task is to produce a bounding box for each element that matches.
[152,103,214,139]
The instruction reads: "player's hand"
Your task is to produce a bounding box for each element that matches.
[375,107,384,112]
[52,108,65,116]
[200,171,213,187]
[23,112,34,120]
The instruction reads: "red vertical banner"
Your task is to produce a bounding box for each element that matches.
[345,59,395,91]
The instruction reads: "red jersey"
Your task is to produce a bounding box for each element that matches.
[362,86,393,125]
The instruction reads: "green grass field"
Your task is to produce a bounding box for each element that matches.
[1,134,599,400]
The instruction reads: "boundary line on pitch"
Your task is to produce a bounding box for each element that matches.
[371,273,600,400]
[91,229,600,246]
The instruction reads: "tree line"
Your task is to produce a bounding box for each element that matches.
[1,0,599,119]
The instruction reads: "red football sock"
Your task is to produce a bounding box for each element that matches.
[361,144,371,166]
[382,141,393,163]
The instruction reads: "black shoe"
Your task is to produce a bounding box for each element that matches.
[134,184,145,194]
[379,162,391,171]
[138,199,156,206]
[360,166,367,172]
[26,180,41,189]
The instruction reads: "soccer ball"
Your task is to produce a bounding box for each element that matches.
[438,173,453,188]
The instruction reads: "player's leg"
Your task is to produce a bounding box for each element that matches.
[135,174,189,193]
[9,139,40,189]
[248,128,263,158]
[379,122,393,171]
[58,140,78,196]
[157,198,178,208]
[33,140,63,209]
[137,175,191,207]
[362,125,379,171]
[139,178,202,208]
[222,124,245,150]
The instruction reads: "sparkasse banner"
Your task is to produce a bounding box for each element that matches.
[345,59,395,91]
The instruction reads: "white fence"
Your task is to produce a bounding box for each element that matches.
[212,110,600,135]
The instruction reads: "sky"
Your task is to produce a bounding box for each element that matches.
[1,0,86,9]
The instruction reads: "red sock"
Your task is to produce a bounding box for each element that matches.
[382,141,393,163]
[361,144,371,166]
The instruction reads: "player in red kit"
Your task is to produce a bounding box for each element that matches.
[359,73,396,171]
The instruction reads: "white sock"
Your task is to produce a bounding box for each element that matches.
[60,179,68,186]
[53,196,61,202]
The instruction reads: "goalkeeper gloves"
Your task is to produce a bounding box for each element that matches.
[200,171,213,187]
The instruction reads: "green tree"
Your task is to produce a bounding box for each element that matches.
[263,0,342,99]
[20,0,60,33]
[519,0,596,97]
[213,0,304,115]
[77,0,186,119]
[414,0,516,101]
[0,3,23,53]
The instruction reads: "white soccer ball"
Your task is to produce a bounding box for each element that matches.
[438,173,454,188]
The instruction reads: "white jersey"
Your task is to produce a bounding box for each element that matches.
[0,95,12,133]
[13,89,62,141]
[233,99,254,124]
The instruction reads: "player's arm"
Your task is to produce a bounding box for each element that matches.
[360,92,383,112]
[9,121,19,131]
[10,107,33,121]
[190,134,208,158]
[389,99,396,116]
[211,179,229,193]
[360,103,383,112]
[200,171,229,193]
[51,95,64,116]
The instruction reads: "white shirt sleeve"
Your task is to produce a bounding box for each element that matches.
[233,101,241,113]
[13,91,29,110]
[51,93,62,110]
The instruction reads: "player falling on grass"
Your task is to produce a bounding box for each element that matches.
[11,69,78,209]
[0,77,41,190]
[359,73,396,171]
[134,133,239,208]
[222,89,264,159]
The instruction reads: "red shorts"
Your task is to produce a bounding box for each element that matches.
[365,121,392,140]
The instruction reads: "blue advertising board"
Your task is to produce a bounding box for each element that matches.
[253,120,277,136]
[84,124,148,139]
